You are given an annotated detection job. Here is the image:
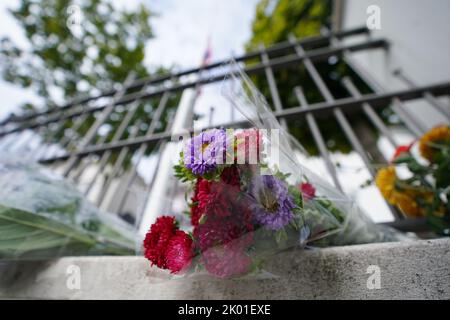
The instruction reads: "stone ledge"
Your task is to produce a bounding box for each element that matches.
[0,238,449,299]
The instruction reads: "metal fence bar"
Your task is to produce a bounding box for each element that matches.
[61,73,136,177]
[259,43,288,129]
[2,27,370,126]
[296,45,404,220]
[322,27,427,139]
[70,129,110,183]
[0,132,23,153]
[37,81,450,164]
[0,39,389,136]
[133,139,169,226]
[95,119,144,206]
[291,39,377,175]
[294,86,343,191]
[115,91,172,214]
[317,30,406,219]
[391,98,427,137]
[82,102,141,195]
[32,119,69,161]
[4,126,45,160]
[46,113,90,160]
[341,77,398,147]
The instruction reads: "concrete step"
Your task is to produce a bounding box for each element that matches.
[1,238,449,299]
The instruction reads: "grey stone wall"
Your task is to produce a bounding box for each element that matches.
[0,238,449,299]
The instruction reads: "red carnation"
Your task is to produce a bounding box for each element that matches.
[143,216,177,269]
[300,182,316,199]
[391,142,414,162]
[197,180,239,219]
[197,179,212,209]
[206,183,238,218]
[165,230,194,274]
[191,176,242,225]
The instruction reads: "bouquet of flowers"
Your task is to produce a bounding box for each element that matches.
[376,125,450,235]
[142,64,408,278]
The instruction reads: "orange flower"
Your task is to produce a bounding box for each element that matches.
[419,125,450,162]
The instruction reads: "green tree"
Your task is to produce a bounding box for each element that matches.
[0,0,178,149]
[247,0,386,162]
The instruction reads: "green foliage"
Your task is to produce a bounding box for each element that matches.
[247,0,332,49]
[174,152,198,183]
[1,0,152,104]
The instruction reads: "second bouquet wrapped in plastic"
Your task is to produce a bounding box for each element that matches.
[142,63,408,279]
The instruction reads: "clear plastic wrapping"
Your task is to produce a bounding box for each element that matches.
[141,63,410,279]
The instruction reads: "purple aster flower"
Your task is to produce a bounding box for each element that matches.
[183,129,227,175]
[248,175,295,230]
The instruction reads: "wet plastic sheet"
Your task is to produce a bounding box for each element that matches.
[141,62,410,279]
[0,156,135,260]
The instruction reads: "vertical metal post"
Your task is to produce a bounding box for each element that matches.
[82,102,141,195]
[294,86,343,191]
[95,119,144,206]
[341,77,398,147]
[290,36,376,176]
[62,73,136,177]
[115,90,172,215]
[259,43,288,129]
[321,27,426,137]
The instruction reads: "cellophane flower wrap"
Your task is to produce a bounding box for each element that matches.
[142,63,409,279]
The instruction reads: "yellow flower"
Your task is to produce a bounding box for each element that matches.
[393,192,423,218]
[419,125,450,162]
[375,166,397,203]
[375,166,423,217]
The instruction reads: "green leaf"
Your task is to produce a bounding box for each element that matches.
[392,154,414,164]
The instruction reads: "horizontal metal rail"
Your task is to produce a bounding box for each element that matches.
[0,38,388,137]
[39,81,450,163]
